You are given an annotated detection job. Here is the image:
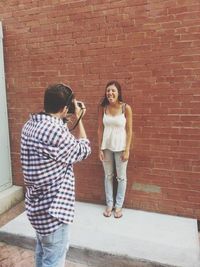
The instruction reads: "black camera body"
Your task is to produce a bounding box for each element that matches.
[68,101,83,114]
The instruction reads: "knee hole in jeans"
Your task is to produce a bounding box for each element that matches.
[116,176,126,182]
[105,173,114,180]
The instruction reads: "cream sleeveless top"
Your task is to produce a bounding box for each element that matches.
[101,105,126,152]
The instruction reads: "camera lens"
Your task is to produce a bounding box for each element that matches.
[68,102,75,114]
[67,101,83,114]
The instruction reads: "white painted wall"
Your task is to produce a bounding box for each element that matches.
[0,21,12,191]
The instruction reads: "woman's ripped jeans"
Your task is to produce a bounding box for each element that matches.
[102,149,128,209]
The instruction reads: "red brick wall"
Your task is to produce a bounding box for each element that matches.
[1,0,200,219]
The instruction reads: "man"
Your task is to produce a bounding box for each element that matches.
[21,84,91,267]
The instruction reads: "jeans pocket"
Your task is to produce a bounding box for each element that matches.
[42,224,65,245]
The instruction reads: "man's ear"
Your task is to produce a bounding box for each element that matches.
[60,106,68,116]
[65,106,69,113]
[63,106,68,113]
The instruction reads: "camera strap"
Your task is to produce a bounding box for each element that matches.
[69,109,84,131]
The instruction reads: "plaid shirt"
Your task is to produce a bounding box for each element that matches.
[21,113,91,236]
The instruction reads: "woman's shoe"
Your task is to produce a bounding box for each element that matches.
[103,207,113,217]
[114,208,123,218]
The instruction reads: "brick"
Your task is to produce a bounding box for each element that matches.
[1,0,200,220]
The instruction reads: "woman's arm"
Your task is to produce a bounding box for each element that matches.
[122,104,133,161]
[97,106,104,161]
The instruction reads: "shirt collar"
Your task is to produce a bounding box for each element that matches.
[30,112,64,126]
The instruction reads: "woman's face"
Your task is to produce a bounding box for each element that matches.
[106,84,119,104]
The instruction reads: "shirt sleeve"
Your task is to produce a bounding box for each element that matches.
[56,128,91,165]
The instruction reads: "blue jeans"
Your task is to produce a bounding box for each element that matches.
[35,223,70,267]
[102,149,128,209]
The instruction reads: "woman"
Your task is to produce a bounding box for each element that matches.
[98,80,133,218]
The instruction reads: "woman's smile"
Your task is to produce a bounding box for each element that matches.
[106,85,119,103]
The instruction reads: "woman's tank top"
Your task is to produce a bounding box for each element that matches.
[101,104,126,152]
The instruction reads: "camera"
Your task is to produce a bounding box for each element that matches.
[68,101,84,114]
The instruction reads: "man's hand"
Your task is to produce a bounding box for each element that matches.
[74,100,86,118]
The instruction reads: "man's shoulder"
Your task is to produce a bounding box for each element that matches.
[21,115,67,142]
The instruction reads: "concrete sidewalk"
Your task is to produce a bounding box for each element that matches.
[0,202,199,267]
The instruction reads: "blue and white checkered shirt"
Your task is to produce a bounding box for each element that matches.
[21,113,91,236]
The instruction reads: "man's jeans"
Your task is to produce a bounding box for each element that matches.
[102,149,128,209]
[35,223,70,267]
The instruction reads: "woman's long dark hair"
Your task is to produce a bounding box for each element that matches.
[100,80,123,107]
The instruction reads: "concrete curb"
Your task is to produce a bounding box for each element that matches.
[0,202,199,267]
[0,231,172,267]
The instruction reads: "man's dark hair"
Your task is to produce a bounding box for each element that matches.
[44,84,73,113]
